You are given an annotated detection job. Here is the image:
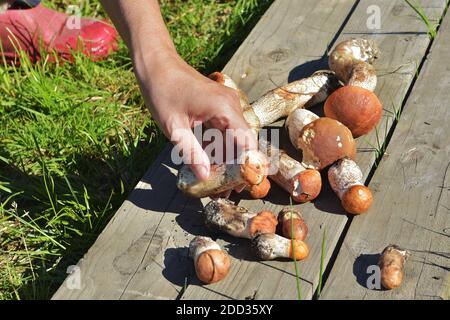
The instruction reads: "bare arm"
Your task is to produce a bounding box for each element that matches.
[100,0,256,181]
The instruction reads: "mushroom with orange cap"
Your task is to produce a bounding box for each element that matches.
[189,236,231,284]
[293,117,356,171]
[324,85,383,138]
[328,158,373,215]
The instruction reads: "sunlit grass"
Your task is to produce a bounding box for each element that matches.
[0,0,273,299]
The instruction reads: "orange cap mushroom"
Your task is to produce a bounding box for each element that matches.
[189,236,231,284]
[297,117,356,170]
[324,86,383,137]
[278,208,308,241]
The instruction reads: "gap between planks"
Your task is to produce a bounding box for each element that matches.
[52,0,447,300]
[320,1,450,300]
[181,0,448,300]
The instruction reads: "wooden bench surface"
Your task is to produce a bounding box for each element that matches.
[53,0,449,300]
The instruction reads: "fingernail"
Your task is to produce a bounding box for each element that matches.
[198,165,210,181]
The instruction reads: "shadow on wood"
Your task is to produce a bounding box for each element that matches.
[353,253,382,290]
[288,55,328,83]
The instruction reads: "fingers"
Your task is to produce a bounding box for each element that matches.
[171,122,211,181]
[204,90,257,154]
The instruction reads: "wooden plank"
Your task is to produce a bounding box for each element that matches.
[181,0,447,300]
[321,8,450,300]
[52,0,356,300]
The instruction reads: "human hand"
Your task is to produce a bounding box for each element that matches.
[134,52,257,181]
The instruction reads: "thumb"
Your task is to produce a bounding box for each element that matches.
[171,123,211,181]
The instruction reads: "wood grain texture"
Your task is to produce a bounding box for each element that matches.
[181,0,447,300]
[53,0,448,300]
[321,8,450,300]
[52,0,356,300]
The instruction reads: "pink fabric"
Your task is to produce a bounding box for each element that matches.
[0,4,118,63]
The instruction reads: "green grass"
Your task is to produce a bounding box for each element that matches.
[290,207,302,300]
[315,227,326,299]
[404,0,440,39]
[0,0,273,300]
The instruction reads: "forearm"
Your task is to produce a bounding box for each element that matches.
[100,0,178,73]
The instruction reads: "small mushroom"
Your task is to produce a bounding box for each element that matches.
[252,233,309,261]
[329,38,379,92]
[278,208,308,241]
[328,158,373,214]
[378,245,410,290]
[260,139,322,203]
[189,236,231,284]
[296,117,356,170]
[324,86,383,137]
[203,199,277,239]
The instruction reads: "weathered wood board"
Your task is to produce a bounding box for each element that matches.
[52,0,357,300]
[321,8,450,300]
[52,0,448,300]
[181,0,448,300]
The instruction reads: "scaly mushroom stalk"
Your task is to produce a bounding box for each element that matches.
[286,108,320,148]
[328,158,373,214]
[189,236,231,284]
[252,233,309,261]
[329,38,379,92]
[259,138,322,203]
[177,150,268,198]
[210,71,340,132]
[378,245,410,290]
[278,208,308,241]
[203,199,277,239]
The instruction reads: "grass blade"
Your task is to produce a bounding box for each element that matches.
[290,197,302,300]
[316,227,327,298]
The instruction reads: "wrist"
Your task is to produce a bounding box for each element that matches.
[132,45,183,81]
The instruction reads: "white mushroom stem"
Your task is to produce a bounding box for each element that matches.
[259,139,321,203]
[245,71,339,130]
[177,150,268,198]
[328,158,364,199]
[329,38,379,91]
[212,71,339,131]
[286,108,320,149]
[189,236,222,261]
[252,233,309,261]
[203,199,277,239]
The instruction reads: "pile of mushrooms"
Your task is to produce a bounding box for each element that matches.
[182,38,387,285]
